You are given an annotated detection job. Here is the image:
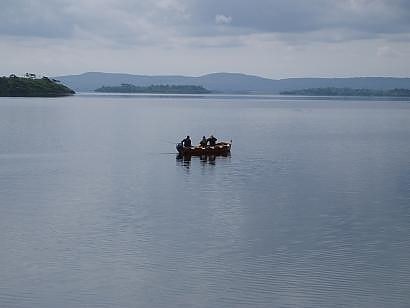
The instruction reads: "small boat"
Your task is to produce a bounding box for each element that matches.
[176,141,232,156]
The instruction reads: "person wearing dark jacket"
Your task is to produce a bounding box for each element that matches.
[181,136,192,147]
[199,136,207,147]
[207,135,217,146]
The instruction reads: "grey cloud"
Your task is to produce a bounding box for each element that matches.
[0,0,409,45]
[185,0,330,33]
[0,0,180,42]
[0,0,74,38]
[185,0,410,37]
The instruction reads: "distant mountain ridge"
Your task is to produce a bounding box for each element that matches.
[55,72,410,94]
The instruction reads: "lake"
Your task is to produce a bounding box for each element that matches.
[0,94,409,307]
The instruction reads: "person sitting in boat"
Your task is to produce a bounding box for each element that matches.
[207,135,217,146]
[199,136,207,147]
[181,135,192,148]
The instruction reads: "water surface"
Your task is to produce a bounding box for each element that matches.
[0,95,409,307]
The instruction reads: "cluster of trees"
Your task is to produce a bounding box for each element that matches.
[95,83,211,94]
[0,75,75,97]
[280,87,410,97]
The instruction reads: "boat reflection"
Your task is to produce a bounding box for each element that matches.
[176,154,192,168]
[176,153,231,169]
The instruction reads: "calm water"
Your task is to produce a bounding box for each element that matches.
[0,94,409,307]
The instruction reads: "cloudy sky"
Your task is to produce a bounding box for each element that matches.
[1,0,410,78]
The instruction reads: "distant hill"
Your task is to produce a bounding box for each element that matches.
[55,72,410,94]
[0,75,75,97]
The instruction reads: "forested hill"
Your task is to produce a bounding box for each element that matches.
[95,84,211,94]
[0,75,75,97]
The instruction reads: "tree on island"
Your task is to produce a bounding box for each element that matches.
[25,73,36,79]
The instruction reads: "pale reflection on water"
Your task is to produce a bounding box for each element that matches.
[0,95,409,308]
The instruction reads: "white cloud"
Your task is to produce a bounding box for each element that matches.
[215,14,232,25]
[377,45,399,58]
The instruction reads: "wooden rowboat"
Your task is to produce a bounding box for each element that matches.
[176,141,232,156]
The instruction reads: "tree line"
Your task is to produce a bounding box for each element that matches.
[95,84,211,94]
[280,87,410,97]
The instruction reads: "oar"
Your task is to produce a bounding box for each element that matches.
[159,139,178,145]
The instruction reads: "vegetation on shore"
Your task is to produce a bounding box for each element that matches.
[95,83,211,94]
[0,74,75,97]
[280,87,410,97]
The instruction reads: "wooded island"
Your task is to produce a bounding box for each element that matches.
[0,74,75,97]
[95,84,211,94]
[280,87,410,97]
